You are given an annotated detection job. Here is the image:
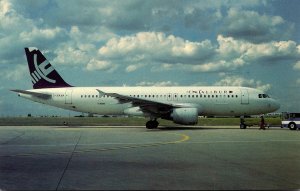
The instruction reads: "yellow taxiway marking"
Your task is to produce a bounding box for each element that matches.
[0,132,190,157]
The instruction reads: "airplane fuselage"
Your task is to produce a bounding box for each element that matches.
[19,86,279,117]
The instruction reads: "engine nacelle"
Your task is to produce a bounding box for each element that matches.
[171,107,198,125]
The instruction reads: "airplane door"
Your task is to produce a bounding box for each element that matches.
[240,89,249,104]
[65,89,73,104]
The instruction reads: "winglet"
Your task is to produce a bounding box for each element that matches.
[25,47,72,89]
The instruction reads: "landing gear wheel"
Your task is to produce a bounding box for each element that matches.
[240,124,246,129]
[146,120,159,129]
[288,122,297,130]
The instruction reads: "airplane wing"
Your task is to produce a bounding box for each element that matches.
[11,89,52,99]
[96,89,174,116]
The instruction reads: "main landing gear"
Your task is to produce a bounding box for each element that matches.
[146,119,159,129]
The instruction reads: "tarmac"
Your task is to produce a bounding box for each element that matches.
[0,125,300,190]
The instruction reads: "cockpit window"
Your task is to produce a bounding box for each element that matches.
[258,94,270,98]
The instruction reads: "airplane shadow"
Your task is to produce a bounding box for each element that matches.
[156,126,238,131]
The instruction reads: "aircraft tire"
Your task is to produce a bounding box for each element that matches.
[146,120,159,129]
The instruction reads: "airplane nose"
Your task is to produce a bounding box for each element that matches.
[271,99,280,111]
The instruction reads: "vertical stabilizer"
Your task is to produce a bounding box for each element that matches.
[25,47,72,89]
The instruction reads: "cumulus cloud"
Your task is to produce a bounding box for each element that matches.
[147,34,300,73]
[184,7,222,30]
[20,27,66,42]
[125,63,145,73]
[0,0,33,33]
[98,32,215,65]
[0,0,68,64]
[189,59,245,72]
[217,35,300,64]
[86,59,118,72]
[293,61,300,70]
[0,64,27,81]
[95,32,299,74]
[136,81,179,87]
[221,8,294,43]
[214,76,271,92]
[53,45,91,66]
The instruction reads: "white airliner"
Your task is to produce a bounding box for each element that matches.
[12,47,280,129]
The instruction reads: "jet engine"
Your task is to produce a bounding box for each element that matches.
[171,107,198,125]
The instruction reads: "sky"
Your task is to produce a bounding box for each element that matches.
[0,0,299,116]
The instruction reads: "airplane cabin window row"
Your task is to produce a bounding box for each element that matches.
[80,94,239,99]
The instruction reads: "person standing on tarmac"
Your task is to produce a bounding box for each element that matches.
[240,116,246,129]
[259,115,266,130]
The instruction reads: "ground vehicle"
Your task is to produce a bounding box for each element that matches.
[281,112,300,130]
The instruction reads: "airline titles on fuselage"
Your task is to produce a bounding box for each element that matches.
[186,90,234,94]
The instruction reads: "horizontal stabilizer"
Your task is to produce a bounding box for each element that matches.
[11,89,52,99]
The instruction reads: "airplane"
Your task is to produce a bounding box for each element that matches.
[12,47,280,129]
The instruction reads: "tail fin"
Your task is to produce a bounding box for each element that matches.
[25,47,72,89]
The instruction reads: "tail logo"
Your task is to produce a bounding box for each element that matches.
[31,53,56,84]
